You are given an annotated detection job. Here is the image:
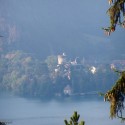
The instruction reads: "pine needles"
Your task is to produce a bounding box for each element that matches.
[103,0,125,35]
[104,69,125,121]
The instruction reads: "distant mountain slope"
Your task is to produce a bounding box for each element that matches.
[0,0,124,60]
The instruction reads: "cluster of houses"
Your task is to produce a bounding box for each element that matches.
[54,53,125,96]
[56,53,85,77]
[54,53,99,96]
[54,53,83,96]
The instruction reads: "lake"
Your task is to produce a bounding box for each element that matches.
[0,94,123,125]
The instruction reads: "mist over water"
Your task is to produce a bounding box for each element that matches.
[0,95,122,125]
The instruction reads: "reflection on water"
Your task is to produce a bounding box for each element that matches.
[0,94,122,125]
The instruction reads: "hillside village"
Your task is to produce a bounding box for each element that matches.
[50,53,125,96]
[0,50,125,98]
[0,15,125,98]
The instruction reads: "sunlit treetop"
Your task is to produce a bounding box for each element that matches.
[103,0,125,36]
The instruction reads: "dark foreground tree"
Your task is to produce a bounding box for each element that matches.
[0,122,6,125]
[103,0,125,35]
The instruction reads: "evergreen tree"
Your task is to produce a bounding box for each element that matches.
[103,0,125,35]
[103,69,125,121]
[64,111,85,125]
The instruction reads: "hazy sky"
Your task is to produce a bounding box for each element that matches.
[0,0,125,60]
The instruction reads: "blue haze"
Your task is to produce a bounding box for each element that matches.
[0,0,125,60]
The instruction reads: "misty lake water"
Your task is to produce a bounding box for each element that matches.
[0,95,123,125]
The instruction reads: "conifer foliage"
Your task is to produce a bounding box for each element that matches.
[104,69,125,121]
[103,0,125,35]
[64,111,85,125]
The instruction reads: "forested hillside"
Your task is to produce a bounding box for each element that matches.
[0,50,118,98]
[0,0,124,99]
[0,35,118,99]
